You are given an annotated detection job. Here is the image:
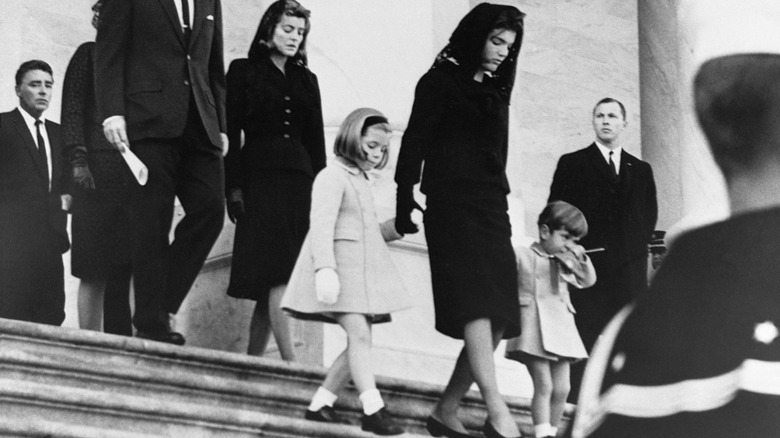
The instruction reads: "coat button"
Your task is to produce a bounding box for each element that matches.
[184,80,190,86]
[284,96,291,101]
[285,109,291,114]
[283,134,290,139]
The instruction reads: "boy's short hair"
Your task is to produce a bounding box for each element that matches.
[538,201,588,238]
[694,54,780,179]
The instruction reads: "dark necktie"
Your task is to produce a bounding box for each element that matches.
[181,0,191,46]
[608,151,618,180]
[35,119,49,184]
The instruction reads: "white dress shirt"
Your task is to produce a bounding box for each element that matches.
[18,106,52,190]
[173,0,195,32]
[595,141,621,176]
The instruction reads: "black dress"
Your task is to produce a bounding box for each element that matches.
[62,42,133,279]
[395,61,520,339]
[224,55,326,300]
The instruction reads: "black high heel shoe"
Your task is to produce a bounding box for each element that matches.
[426,416,477,438]
[483,420,522,438]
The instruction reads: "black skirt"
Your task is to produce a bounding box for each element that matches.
[423,192,520,339]
[227,170,312,300]
[70,149,134,278]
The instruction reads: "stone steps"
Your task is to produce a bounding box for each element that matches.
[0,318,562,437]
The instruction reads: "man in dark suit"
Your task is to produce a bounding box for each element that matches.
[548,97,657,401]
[0,60,69,325]
[94,0,228,344]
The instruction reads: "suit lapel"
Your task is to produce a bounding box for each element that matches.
[618,150,633,192]
[46,120,61,193]
[190,0,207,48]
[586,143,615,184]
[10,109,47,184]
[159,0,187,49]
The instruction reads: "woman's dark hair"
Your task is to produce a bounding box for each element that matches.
[248,0,311,66]
[91,0,105,30]
[433,3,525,101]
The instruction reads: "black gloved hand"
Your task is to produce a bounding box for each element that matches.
[73,164,96,190]
[395,185,424,235]
[227,188,245,223]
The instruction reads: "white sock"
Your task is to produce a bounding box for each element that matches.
[359,388,385,416]
[550,426,558,437]
[534,423,553,437]
[308,386,338,411]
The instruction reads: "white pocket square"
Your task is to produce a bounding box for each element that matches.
[206,15,214,20]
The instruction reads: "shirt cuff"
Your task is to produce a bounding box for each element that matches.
[102,115,125,127]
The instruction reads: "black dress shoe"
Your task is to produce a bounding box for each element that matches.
[136,330,185,345]
[361,408,404,436]
[483,420,521,438]
[304,406,350,424]
[426,416,477,438]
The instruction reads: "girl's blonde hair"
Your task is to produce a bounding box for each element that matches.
[334,108,392,169]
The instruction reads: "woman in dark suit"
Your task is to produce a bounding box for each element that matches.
[224,0,326,361]
[62,0,133,336]
[394,4,525,438]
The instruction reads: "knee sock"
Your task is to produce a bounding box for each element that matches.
[549,426,558,437]
[359,388,385,416]
[308,386,338,411]
[534,423,554,437]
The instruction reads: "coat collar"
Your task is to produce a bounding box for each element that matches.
[531,241,554,259]
[333,156,370,179]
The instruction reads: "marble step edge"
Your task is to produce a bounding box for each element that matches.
[0,377,431,438]
[0,318,542,416]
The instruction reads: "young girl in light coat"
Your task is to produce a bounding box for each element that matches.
[505,201,596,438]
[281,108,412,436]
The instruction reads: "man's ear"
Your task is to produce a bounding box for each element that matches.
[539,224,551,240]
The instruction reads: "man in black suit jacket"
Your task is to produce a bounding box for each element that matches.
[548,97,657,401]
[94,0,228,344]
[0,60,69,325]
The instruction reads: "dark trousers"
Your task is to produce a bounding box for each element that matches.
[0,239,65,326]
[128,104,224,333]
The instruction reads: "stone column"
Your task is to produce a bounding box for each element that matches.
[638,0,728,233]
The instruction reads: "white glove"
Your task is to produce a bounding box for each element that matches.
[315,268,340,304]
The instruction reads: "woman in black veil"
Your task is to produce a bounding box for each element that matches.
[394,4,525,438]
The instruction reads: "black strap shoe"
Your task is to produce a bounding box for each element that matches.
[361,408,404,436]
[304,406,350,424]
[426,416,478,437]
[136,330,185,345]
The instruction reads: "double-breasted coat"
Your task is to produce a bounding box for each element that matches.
[506,243,596,362]
[281,158,412,323]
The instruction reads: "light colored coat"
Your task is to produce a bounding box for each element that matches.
[281,158,412,323]
[505,243,596,361]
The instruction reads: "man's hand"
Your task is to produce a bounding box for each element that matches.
[227,188,245,223]
[103,116,129,152]
[220,133,229,157]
